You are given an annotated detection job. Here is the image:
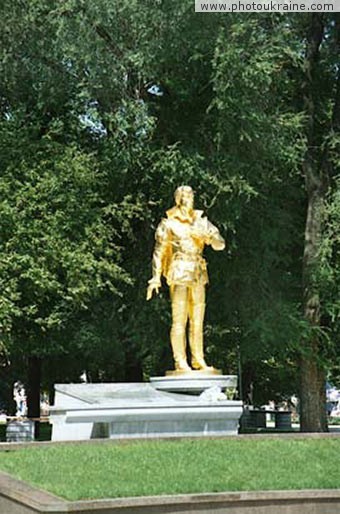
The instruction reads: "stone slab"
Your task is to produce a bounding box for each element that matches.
[50,383,242,441]
[6,420,35,443]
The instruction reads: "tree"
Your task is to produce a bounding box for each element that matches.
[210,14,340,430]
[300,14,340,431]
[0,3,338,434]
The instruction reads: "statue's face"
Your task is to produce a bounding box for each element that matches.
[179,189,194,210]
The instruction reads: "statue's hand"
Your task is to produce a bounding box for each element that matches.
[190,218,209,242]
[146,279,161,300]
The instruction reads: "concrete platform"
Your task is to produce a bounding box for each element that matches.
[50,383,242,442]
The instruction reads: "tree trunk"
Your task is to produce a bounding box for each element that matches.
[27,356,41,439]
[300,352,327,431]
[300,14,327,432]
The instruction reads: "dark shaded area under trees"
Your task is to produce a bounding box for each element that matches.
[0,4,339,432]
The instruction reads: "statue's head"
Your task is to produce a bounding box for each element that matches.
[174,185,194,210]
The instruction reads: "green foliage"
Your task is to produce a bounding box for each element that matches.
[0,138,130,358]
[316,176,340,375]
[319,178,340,324]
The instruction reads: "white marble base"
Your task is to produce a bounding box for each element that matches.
[150,374,237,394]
[50,383,243,441]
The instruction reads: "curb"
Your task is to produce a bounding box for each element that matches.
[0,430,339,451]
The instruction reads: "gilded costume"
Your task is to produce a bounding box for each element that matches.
[147,186,225,372]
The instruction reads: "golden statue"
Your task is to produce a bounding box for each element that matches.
[147,186,225,373]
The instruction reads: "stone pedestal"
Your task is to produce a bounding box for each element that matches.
[6,420,35,442]
[50,382,243,442]
[150,373,237,394]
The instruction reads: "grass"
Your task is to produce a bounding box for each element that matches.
[0,438,339,501]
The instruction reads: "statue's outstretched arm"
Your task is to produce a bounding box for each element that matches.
[206,220,226,251]
[147,219,169,300]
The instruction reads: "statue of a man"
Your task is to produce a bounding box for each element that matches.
[147,186,225,372]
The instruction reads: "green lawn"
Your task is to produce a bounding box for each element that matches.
[0,438,339,500]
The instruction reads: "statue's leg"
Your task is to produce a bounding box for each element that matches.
[170,284,191,371]
[188,283,208,370]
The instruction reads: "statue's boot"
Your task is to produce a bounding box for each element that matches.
[172,332,191,371]
[192,359,212,371]
[170,286,191,372]
[189,296,212,371]
[176,360,191,372]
